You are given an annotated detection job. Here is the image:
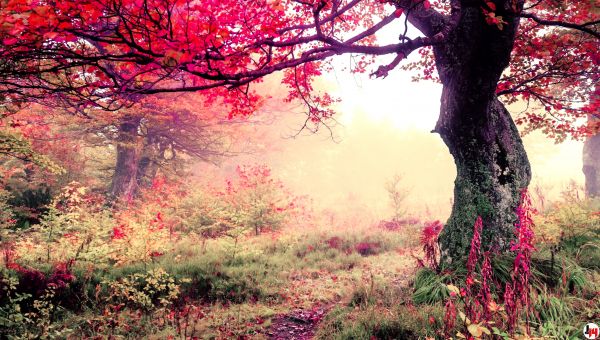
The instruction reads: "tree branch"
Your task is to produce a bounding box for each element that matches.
[519,12,600,40]
[390,0,448,37]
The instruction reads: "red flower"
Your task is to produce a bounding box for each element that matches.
[149,251,164,258]
[111,225,127,239]
[421,220,443,269]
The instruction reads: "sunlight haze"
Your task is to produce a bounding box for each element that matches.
[206,67,585,222]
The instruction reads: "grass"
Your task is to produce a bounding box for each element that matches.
[2,221,422,339]
[412,268,450,305]
[316,285,444,340]
[5,195,599,339]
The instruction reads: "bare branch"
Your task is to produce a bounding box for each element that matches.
[519,12,600,40]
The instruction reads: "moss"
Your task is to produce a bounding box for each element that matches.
[440,174,497,261]
[439,155,521,263]
[440,103,532,262]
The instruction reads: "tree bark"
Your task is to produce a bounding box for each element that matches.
[583,88,600,198]
[434,2,531,262]
[583,126,600,198]
[109,116,143,200]
[137,155,157,187]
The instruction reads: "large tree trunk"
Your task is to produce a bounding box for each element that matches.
[434,2,531,262]
[109,116,143,200]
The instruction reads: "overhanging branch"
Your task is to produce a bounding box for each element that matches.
[519,12,600,40]
[390,0,447,37]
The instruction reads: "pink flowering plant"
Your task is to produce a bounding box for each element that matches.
[441,189,537,339]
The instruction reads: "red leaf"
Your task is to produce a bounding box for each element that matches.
[394,9,403,17]
[3,37,19,45]
[43,32,59,40]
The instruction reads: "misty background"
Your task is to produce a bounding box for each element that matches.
[194,64,584,222]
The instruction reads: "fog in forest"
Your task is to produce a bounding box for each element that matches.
[196,69,585,222]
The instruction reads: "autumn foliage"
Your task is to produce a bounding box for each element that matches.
[0,0,598,338]
[0,0,594,140]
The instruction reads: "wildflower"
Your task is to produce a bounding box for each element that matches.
[112,224,127,239]
[505,189,536,333]
[443,297,457,336]
[421,220,443,269]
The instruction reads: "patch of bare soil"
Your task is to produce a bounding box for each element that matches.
[267,306,328,340]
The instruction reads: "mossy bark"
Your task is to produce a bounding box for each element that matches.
[432,1,531,262]
[437,99,531,262]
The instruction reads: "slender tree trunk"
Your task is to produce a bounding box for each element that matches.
[583,130,600,198]
[434,2,531,262]
[583,90,600,198]
[109,116,143,200]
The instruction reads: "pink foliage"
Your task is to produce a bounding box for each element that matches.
[464,216,484,324]
[354,242,379,256]
[443,189,537,336]
[49,261,76,289]
[504,189,536,333]
[443,296,457,337]
[444,216,495,335]
[478,251,493,321]
[421,220,443,270]
[325,236,342,250]
[9,261,75,298]
[111,224,127,240]
[466,216,483,276]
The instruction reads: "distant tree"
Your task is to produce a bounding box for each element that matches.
[11,93,246,200]
[384,174,409,221]
[583,86,600,197]
[1,92,262,203]
[0,0,597,261]
[103,93,246,200]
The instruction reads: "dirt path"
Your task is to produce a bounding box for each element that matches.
[266,306,328,340]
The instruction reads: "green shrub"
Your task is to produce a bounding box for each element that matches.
[0,269,31,337]
[103,268,182,312]
[576,243,600,270]
[0,268,73,339]
[412,268,450,305]
[534,290,574,324]
[7,186,52,229]
[534,198,600,263]
[532,290,579,339]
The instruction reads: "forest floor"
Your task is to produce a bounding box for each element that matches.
[4,197,599,339]
[173,225,420,339]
